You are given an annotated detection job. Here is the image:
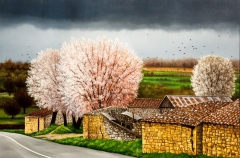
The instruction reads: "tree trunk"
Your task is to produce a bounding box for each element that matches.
[72,116,83,129]
[62,113,67,126]
[23,107,26,114]
[72,115,76,127]
[50,111,58,125]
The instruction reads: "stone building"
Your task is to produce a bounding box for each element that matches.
[159,95,232,113]
[201,100,240,157]
[83,96,233,141]
[141,99,240,158]
[25,109,72,134]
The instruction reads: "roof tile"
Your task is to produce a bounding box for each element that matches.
[143,101,230,126]
[203,99,240,126]
[26,108,52,117]
[159,95,232,108]
[128,98,162,108]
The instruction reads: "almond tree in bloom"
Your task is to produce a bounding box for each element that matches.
[26,49,68,125]
[191,55,236,97]
[57,37,143,128]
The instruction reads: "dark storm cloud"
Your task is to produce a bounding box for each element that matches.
[0,0,239,30]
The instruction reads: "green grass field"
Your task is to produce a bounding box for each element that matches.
[0,107,39,124]
[142,70,240,90]
[0,93,14,103]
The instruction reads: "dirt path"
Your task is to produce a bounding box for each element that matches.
[34,133,83,140]
[34,126,83,140]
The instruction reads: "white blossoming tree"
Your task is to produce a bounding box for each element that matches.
[57,37,143,128]
[191,55,236,97]
[26,49,68,125]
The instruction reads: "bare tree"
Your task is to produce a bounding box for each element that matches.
[191,55,236,97]
[26,49,67,125]
[57,37,143,128]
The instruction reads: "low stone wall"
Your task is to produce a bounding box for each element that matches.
[142,122,201,155]
[44,112,72,128]
[89,106,142,137]
[25,112,72,134]
[104,117,139,141]
[83,114,139,141]
[202,123,240,157]
[25,116,45,133]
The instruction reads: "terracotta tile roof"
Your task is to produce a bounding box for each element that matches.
[203,99,240,126]
[128,98,162,108]
[26,108,52,117]
[159,95,232,108]
[143,101,230,126]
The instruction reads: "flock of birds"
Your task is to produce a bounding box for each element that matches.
[9,31,236,62]
[145,31,235,59]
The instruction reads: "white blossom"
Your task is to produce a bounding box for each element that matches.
[191,55,236,97]
[26,49,66,113]
[57,37,143,118]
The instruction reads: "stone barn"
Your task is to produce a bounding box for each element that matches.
[201,99,240,157]
[142,99,240,158]
[159,95,232,113]
[25,109,72,134]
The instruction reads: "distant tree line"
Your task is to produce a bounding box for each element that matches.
[1,58,239,70]
[0,59,30,71]
[143,57,240,69]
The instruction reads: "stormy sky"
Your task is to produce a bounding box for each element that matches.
[0,0,239,62]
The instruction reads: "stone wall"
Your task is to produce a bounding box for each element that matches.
[202,123,240,157]
[83,115,109,139]
[44,112,72,128]
[142,122,201,155]
[89,106,142,137]
[128,108,161,118]
[25,112,72,134]
[142,122,240,158]
[25,116,45,133]
[83,114,139,141]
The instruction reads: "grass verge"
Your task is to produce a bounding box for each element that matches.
[53,137,218,158]
[27,124,59,136]
[52,124,83,134]
[53,137,142,157]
